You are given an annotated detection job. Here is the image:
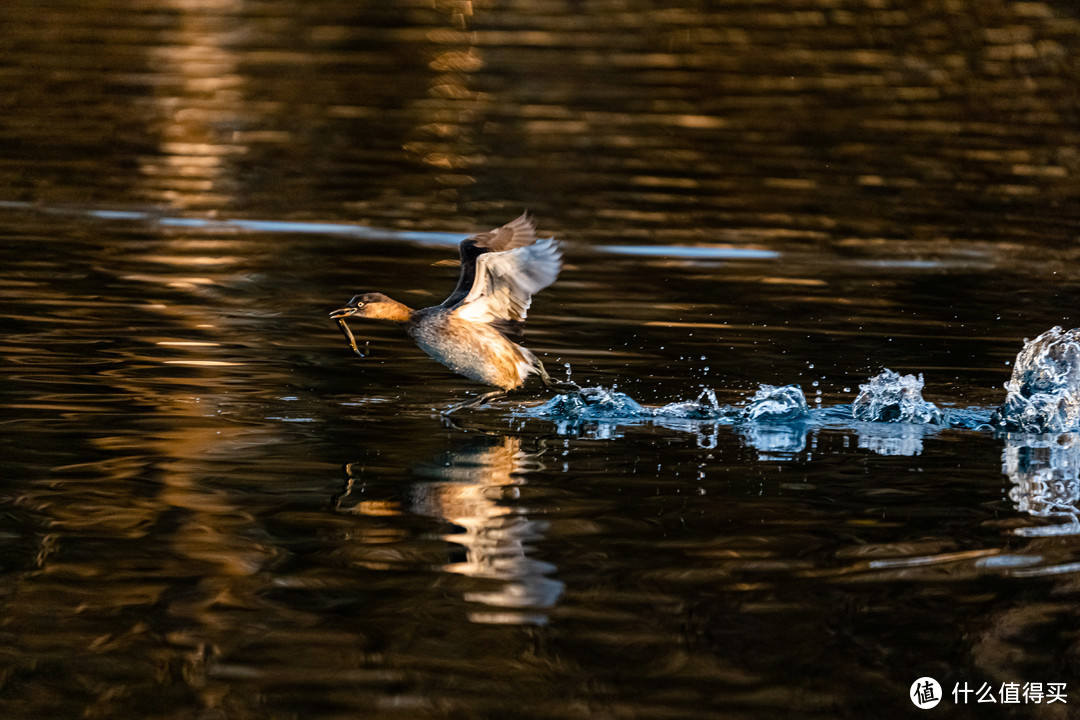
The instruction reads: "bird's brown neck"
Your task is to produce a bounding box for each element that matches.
[370,298,414,323]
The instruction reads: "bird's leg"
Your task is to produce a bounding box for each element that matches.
[438,412,505,437]
[443,389,508,414]
[533,359,581,394]
[331,465,359,510]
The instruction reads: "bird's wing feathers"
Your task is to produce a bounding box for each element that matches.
[439,240,485,307]
[439,213,538,307]
[471,212,536,252]
[452,236,562,324]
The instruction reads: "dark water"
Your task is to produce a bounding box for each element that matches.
[3,2,1080,718]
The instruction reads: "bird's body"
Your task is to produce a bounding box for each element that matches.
[330,214,577,409]
[408,306,537,390]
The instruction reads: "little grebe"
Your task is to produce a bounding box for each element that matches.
[330,214,579,411]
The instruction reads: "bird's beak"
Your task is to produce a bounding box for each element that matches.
[329,306,357,319]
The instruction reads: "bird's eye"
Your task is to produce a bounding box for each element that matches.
[355,301,365,308]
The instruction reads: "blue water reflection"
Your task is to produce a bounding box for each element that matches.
[1003,433,1080,536]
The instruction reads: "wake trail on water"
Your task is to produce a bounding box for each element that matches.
[523,368,986,433]
[515,326,1080,453]
[516,327,1080,530]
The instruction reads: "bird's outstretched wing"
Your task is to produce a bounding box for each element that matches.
[470,212,537,253]
[451,235,562,327]
[440,213,537,308]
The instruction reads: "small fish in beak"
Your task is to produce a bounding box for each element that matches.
[334,317,366,358]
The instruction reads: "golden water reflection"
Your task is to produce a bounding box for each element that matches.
[341,434,564,625]
[139,0,248,209]
[5,0,1080,714]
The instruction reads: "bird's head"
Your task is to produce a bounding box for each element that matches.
[329,293,412,322]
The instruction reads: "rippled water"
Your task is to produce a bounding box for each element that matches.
[3,2,1080,719]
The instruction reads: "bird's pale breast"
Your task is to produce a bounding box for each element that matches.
[408,309,532,390]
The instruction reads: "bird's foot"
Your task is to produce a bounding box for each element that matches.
[541,377,582,395]
[442,389,508,415]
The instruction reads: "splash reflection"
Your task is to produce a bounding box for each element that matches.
[739,422,809,459]
[1003,433,1080,536]
[855,422,935,457]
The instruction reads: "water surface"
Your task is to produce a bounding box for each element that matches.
[3,2,1080,719]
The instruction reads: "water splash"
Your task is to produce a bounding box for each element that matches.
[526,386,729,443]
[737,385,812,456]
[654,387,724,419]
[537,386,653,420]
[743,384,810,422]
[517,348,1070,457]
[993,326,1080,432]
[523,384,816,452]
[852,369,943,425]
[529,384,813,426]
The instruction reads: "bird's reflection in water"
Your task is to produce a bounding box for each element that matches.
[341,433,564,625]
[1002,432,1080,535]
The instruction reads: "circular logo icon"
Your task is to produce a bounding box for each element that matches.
[911,677,942,709]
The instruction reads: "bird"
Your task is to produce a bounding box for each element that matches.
[330,213,579,411]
